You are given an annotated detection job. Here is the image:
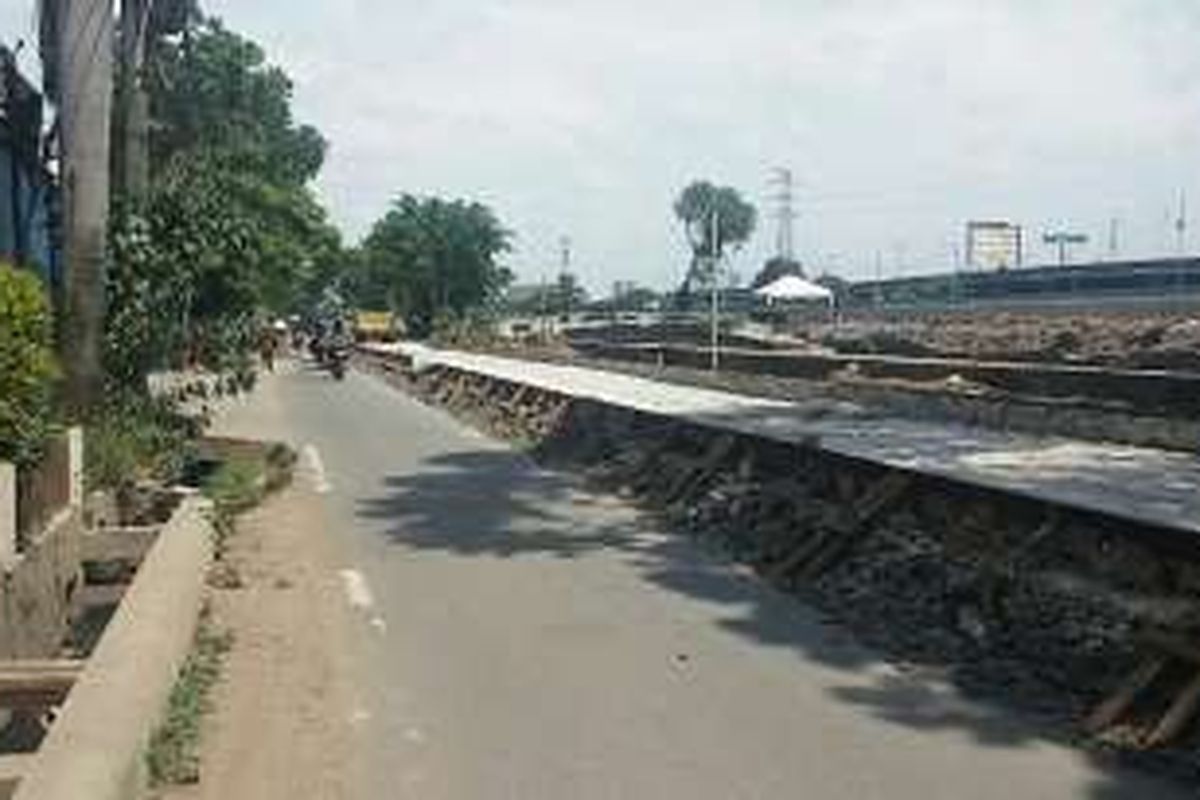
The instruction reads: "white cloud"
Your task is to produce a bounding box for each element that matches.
[22,0,1200,288]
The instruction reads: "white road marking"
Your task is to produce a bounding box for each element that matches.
[303,443,332,493]
[369,615,388,633]
[349,708,372,726]
[339,568,375,610]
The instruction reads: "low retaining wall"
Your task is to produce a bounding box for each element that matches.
[572,342,1200,452]
[12,494,214,800]
[0,509,82,660]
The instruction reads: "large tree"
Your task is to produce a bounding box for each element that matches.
[358,195,513,338]
[106,12,340,383]
[673,181,756,296]
[147,17,326,186]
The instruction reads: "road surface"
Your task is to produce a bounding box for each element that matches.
[216,360,1186,799]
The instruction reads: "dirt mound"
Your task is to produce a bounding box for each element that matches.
[812,312,1200,371]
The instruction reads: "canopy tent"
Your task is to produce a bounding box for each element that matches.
[753,274,833,302]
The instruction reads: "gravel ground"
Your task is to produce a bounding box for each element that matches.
[802,312,1200,370]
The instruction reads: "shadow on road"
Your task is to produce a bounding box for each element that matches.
[355,444,1184,799]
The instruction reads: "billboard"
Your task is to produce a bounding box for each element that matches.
[966,221,1022,271]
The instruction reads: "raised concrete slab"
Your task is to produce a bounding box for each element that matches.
[381,343,1200,536]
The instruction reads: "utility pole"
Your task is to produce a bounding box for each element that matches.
[1175,190,1187,255]
[709,208,720,372]
[558,235,572,320]
[1107,216,1120,260]
[873,250,883,312]
[951,241,962,307]
[538,273,549,341]
[116,0,151,197]
[54,0,115,412]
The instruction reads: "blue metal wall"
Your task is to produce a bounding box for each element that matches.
[0,140,55,281]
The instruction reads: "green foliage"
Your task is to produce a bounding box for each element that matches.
[354,195,513,338]
[0,264,59,467]
[85,393,197,490]
[202,457,264,516]
[751,256,804,289]
[146,607,232,786]
[107,14,342,385]
[673,181,757,294]
[148,17,326,186]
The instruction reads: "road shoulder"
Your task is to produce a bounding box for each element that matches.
[156,475,365,799]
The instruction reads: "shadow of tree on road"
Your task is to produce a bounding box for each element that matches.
[355,444,1186,799]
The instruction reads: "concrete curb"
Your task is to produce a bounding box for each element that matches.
[13,494,214,800]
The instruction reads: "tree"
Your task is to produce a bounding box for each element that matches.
[146,17,326,186]
[358,195,512,337]
[751,256,805,289]
[673,180,756,295]
[105,12,339,386]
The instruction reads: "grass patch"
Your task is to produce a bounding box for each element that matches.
[146,607,233,786]
[203,458,265,516]
[199,441,295,555]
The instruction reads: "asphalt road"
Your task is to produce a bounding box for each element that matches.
[265,360,1186,800]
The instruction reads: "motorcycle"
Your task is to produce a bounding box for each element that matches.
[326,344,349,380]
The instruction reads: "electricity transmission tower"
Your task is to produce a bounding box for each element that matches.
[769,167,798,270]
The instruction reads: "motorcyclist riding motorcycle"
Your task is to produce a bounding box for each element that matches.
[321,318,353,380]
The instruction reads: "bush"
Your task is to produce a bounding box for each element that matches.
[0,264,59,467]
[86,393,198,490]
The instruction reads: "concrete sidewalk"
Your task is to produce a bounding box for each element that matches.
[386,343,1200,536]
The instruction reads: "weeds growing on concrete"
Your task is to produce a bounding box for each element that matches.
[146,606,233,786]
[201,442,295,556]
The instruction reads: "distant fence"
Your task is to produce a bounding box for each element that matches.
[839,257,1200,314]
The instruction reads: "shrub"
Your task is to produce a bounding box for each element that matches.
[0,264,59,467]
[85,392,198,490]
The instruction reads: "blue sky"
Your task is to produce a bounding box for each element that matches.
[5,1,1200,292]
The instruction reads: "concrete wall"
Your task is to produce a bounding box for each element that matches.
[13,494,214,800]
[0,509,82,660]
[0,428,86,659]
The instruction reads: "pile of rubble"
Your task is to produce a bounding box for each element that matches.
[810,312,1200,371]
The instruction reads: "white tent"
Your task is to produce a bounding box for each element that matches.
[754,274,833,302]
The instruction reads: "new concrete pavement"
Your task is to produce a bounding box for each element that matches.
[255,360,1186,799]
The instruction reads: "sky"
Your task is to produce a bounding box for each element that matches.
[5,1,1200,293]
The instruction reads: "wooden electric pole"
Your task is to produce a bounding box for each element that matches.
[55,0,115,412]
[116,0,150,197]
